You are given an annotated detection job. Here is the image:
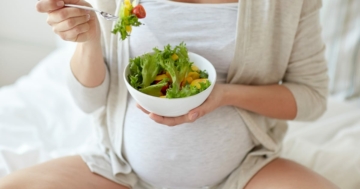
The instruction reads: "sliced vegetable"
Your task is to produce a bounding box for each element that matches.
[126,25,132,33]
[186,77,193,84]
[165,71,172,82]
[171,53,179,61]
[187,72,200,80]
[155,74,168,81]
[191,65,200,72]
[112,0,146,40]
[131,5,146,19]
[191,79,209,89]
[140,79,169,96]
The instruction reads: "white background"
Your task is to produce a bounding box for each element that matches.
[0,0,57,86]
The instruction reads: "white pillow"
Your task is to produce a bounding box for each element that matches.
[320,0,360,100]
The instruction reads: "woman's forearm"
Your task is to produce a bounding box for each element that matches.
[70,39,106,88]
[222,84,297,120]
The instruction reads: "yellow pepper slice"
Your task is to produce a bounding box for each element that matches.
[191,65,200,72]
[126,25,132,33]
[165,71,172,82]
[171,53,179,61]
[155,74,168,81]
[124,0,132,16]
[186,77,193,84]
[190,79,208,89]
[187,72,200,80]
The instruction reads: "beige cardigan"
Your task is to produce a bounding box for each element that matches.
[72,0,328,188]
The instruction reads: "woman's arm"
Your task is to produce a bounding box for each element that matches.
[222,84,297,120]
[138,83,297,126]
[65,9,110,114]
[37,0,110,114]
[70,40,106,88]
[281,1,328,121]
[227,1,328,121]
[67,40,110,114]
[141,83,295,126]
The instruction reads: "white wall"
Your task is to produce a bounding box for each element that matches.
[0,0,57,86]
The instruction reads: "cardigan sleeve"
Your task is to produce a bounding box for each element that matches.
[66,63,110,114]
[282,0,329,121]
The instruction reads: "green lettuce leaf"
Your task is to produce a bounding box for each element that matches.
[166,80,211,98]
[128,53,161,89]
[199,70,209,79]
[155,42,192,96]
[128,57,142,89]
[139,79,168,97]
[141,53,160,88]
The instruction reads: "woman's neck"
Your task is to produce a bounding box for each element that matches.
[173,0,238,4]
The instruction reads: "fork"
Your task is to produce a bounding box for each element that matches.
[64,4,119,21]
[64,0,139,21]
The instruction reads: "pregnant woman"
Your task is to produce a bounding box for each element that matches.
[0,0,339,188]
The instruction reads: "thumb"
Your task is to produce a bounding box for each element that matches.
[187,100,210,121]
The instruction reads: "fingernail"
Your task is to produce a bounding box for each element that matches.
[86,14,90,20]
[57,1,64,7]
[190,113,198,120]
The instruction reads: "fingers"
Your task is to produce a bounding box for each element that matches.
[36,0,82,13]
[52,14,90,32]
[136,104,200,127]
[36,0,64,13]
[188,101,208,119]
[149,113,187,126]
[47,7,92,42]
[187,96,216,120]
[56,22,90,41]
[48,7,89,25]
[136,104,150,114]
[136,104,191,126]
[37,0,96,42]
[149,113,195,127]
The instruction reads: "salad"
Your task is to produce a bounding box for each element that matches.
[112,0,146,40]
[128,43,211,98]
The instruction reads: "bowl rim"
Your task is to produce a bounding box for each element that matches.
[123,51,217,101]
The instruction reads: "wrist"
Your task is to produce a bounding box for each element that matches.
[71,38,106,87]
[80,37,101,49]
[75,39,103,62]
[220,84,247,107]
[220,84,233,106]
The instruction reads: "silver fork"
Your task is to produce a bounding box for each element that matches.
[64,4,119,21]
[64,0,139,21]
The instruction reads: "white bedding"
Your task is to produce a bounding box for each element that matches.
[0,47,359,188]
[0,46,94,175]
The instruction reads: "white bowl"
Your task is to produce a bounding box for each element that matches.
[124,52,216,117]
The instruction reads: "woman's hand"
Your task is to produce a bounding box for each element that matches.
[137,84,226,126]
[36,0,100,43]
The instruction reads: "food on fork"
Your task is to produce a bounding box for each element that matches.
[112,0,146,40]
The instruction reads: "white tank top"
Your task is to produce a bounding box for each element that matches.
[123,1,254,189]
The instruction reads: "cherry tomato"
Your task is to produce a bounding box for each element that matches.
[131,5,146,19]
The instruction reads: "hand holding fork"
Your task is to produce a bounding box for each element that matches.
[36,0,103,42]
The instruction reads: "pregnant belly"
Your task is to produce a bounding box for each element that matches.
[123,97,254,189]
